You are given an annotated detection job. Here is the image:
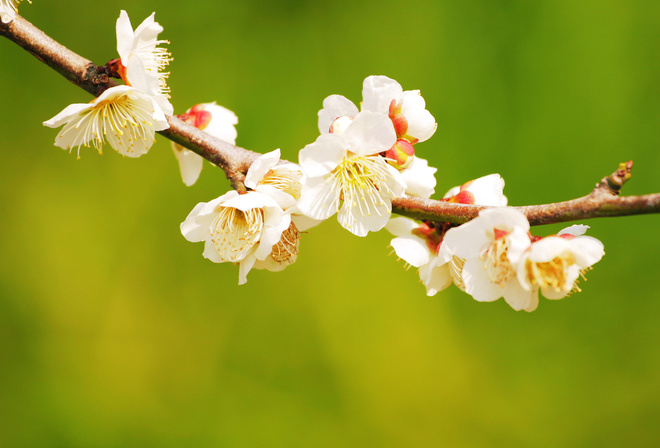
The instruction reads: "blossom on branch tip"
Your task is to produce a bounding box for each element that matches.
[298,111,405,237]
[517,225,604,300]
[43,85,169,158]
[115,10,173,116]
[180,190,293,285]
[172,102,238,186]
[0,0,29,24]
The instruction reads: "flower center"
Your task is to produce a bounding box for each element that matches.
[525,253,577,293]
[260,168,303,200]
[210,206,264,262]
[270,221,300,264]
[330,155,393,217]
[482,233,516,286]
[59,92,155,157]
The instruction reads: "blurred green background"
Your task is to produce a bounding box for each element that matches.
[1,0,660,446]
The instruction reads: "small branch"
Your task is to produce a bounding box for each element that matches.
[0,15,117,96]
[2,14,660,226]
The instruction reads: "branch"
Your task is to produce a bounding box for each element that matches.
[2,15,659,225]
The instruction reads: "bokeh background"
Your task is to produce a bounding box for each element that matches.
[1,0,660,446]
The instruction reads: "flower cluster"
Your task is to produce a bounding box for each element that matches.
[37,11,606,310]
[43,10,173,158]
[388,179,604,311]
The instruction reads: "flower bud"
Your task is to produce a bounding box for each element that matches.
[178,104,212,130]
[328,116,353,134]
[384,138,415,170]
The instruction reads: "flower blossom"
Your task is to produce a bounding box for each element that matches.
[115,10,173,116]
[180,190,291,285]
[387,174,509,295]
[0,0,29,24]
[172,102,238,186]
[316,75,437,198]
[517,225,604,300]
[181,150,312,284]
[298,111,406,237]
[43,85,169,158]
[442,207,537,311]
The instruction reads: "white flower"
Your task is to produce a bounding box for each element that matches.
[172,102,238,186]
[443,174,508,206]
[115,10,173,116]
[0,0,28,24]
[361,75,437,143]
[400,156,437,199]
[180,190,293,285]
[517,225,604,300]
[298,111,405,237]
[386,217,454,296]
[443,207,537,312]
[43,85,169,158]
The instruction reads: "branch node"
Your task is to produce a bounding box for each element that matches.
[598,160,633,196]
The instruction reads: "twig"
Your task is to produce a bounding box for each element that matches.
[2,15,659,225]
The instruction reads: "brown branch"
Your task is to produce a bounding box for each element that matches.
[2,14,660,226]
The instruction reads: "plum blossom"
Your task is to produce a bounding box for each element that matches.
[172,102,238,186]
[180,190,292,285]
[362,75,437,144]
[43,85,168,158]
[443,207,538,312]
[298,111,405,236]
[115,10,173,116]
[0,0,29,24]
[517,225,604,300]
[387,174,508,295]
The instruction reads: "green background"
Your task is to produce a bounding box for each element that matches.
[1,0,660,446]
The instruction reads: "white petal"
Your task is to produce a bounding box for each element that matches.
[337,194,391,237]
[442,220,491,259]
[172,144,203,186]
[361,75,403,113]
[419,260,453,296]
[245,148,281,189]
[385,216,419,237]
[502,280,538,312]
[400,156,437,199]
[404,108,437,143]
[298,134,345,178]
[238,253,258,285]
[116,10,134,63]
[468,174,508,206]
[203,103,238,144]
[343,111,396,156]
[390,236,431,268]
[558,224,589,237]
[318,95,358,134]
[297,175,340,221]
[43,103,93,129]
[570,236,605,267]
[462,258,502,302]
[180,192,237,242]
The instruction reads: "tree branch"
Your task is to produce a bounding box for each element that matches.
[2,14,659,225]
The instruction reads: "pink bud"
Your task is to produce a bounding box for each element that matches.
[384,138,415,170]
